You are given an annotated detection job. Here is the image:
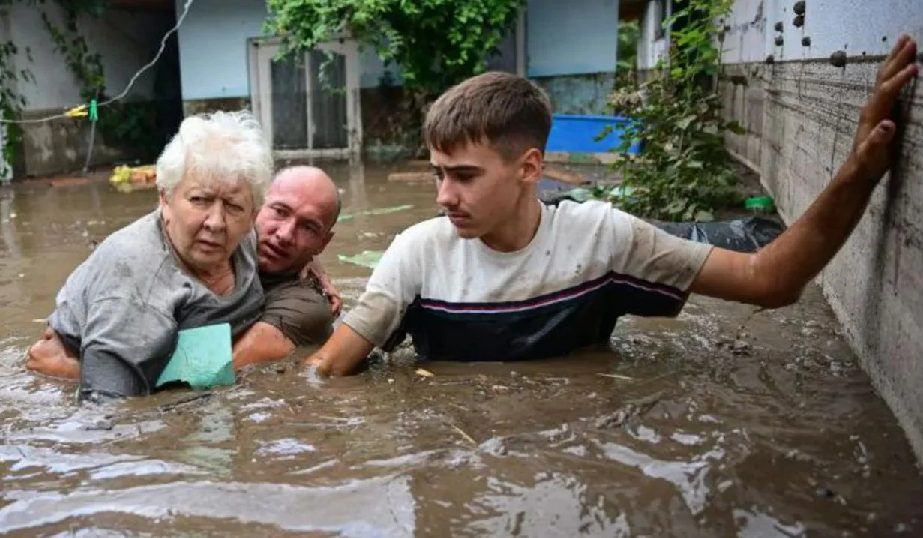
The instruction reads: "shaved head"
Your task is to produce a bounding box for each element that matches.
[255,166,341,274]
[270,166,340,229]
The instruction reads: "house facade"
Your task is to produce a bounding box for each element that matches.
[174,0,634,158]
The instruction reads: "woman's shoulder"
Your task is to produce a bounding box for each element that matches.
[80,211,173,287]
[94,210,166,257]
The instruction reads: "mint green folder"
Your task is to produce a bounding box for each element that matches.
[156,323,234,389]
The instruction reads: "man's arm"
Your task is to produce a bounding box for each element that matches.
[691,35,918,306]
[304,323,374,376]
[232,321,295,370]
[28,322,297,378]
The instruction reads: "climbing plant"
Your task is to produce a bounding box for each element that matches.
[605,0,743,222]
[266,0,525,96]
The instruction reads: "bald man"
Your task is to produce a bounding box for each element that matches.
[233,166,342,368]
[26,166,342,378]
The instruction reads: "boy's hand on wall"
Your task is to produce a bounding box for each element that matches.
[852,34,918,183]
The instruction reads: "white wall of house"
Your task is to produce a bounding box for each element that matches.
[175,0,399,101]
[9,3,168,111]
[526,0,618,77]
[174,0,267,101]
[722,0,922,63]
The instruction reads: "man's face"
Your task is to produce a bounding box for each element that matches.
[255,177,335,275]
[431,142,527,240]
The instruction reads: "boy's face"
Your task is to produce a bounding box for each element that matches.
[431,141,539,241]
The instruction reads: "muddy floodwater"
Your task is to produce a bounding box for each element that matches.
[1,162,921,536]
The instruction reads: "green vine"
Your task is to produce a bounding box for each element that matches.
[41,7,106,101]
[603,0,743,222]
[0,39,30,178]
[266,0,525,96]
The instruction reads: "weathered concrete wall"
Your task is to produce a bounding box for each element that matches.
[719,1,923,462]
[533,73,617,115]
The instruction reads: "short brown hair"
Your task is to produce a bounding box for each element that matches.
[424,71,552,161]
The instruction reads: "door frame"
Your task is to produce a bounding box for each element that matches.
[248,36,362,159]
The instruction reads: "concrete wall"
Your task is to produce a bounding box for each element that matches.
[5,3,175,176]
[719,0,923,462]
[526,0,618,77]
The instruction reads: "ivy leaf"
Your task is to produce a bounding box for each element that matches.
[676,115,696,130]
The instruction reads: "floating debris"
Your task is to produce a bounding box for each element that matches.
[415,368,435,378]
[598,373,634,381]
[337,204,414,222]
[338,250,384,269]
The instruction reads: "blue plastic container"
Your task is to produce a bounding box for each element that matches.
[546,114,640,154]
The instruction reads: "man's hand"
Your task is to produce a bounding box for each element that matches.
[302,324,373,377]
[26,327,80,380]
[303,260,343,316]
[851,34,919,182]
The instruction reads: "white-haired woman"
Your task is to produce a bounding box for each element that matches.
[27,110,271,400]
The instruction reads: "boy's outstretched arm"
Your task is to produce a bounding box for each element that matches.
[691,34,919,307]
[303,324,374,376]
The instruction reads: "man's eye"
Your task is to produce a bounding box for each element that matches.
[189,196,208,205]
[272,206,288,217]
[226,203,245,214]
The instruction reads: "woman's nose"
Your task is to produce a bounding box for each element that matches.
[203,202,227,231]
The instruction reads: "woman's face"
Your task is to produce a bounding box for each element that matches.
[159,171,256,275]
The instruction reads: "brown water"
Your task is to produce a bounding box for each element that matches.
[0,163,921,537]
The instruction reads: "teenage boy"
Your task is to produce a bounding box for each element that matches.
[307,36,919,376]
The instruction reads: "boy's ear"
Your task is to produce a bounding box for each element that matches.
[519,147,544,185]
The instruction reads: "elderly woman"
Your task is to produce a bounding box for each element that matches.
[29,110,271,400]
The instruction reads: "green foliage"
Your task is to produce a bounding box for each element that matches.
[608,0,742,222]
[0,39,30,176]
[265,0,525,95]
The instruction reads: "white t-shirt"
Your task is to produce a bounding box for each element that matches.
[343,200,712,361]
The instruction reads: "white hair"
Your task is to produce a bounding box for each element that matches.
[156,110,273,208]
